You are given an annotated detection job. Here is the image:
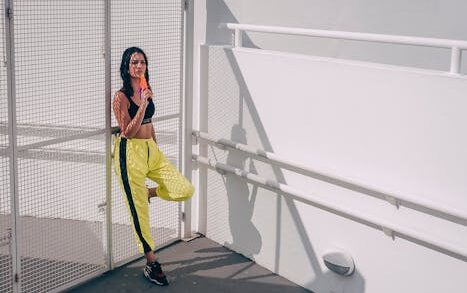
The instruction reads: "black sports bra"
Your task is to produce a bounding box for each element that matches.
[128,97,155,124]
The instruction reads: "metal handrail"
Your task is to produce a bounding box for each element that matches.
[8,113,181,152]
[193,154,467,262]
[222,23,467,74]
[193,130,467,226]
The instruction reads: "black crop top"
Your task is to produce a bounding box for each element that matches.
[128,97,155,124]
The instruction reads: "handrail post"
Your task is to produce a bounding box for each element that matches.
[224,23,467,75]
[234,28,242,48]
[450,47,461,74]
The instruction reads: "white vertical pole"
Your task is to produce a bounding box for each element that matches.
[234,28,242,48]
[182,0,194,239]
[450,47,461,74]
[5,0,20,291]
[190,0,205,235]
[103,0,113,271]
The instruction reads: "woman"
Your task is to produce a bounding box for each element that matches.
[112,47,194,286]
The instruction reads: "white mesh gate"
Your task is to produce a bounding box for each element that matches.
[0,0,186,292]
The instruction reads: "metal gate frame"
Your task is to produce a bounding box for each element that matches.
[4,0,193,291]
[5,0,20,291]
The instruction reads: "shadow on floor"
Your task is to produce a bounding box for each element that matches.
[66,236,312,293]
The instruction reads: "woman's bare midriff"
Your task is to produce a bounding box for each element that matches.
[132,123,154,139]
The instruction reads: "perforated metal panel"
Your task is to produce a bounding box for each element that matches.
[14,0,106,146]
[13,1,107,292]
[110,0,184,264]
[17,136,106,293]
[0,169,12,293]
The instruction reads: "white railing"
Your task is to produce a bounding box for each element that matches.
[222,23,467,74]
[193,131,467,226]
[192,131,467,262]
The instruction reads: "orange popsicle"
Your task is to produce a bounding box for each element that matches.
[140,75,148,91]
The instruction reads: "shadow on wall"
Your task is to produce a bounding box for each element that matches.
[205,1,366,292]
[206,0,260,48]
[224,124,262,258]
[222,49,367,293]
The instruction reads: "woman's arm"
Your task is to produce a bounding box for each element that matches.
[112,91,147,138]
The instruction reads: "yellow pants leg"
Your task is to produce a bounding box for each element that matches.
[114,136,155,254]
[147,141,194,202]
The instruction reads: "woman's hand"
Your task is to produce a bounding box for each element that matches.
[140,88,153,102]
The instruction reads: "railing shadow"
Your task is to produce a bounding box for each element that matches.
[204,2,366,292]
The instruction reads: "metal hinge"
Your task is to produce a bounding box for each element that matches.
[384,195,400,208]
[192,160,199,170]
[97,202,107,214]
[382,227,395,240]
[6,7,11,19]
[0,228,11,247]
[192,132,198,145]
[181,212,185,222]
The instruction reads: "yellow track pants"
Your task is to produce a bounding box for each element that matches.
[113,136,194,253]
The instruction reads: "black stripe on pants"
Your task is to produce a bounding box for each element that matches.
[119,137,152,253]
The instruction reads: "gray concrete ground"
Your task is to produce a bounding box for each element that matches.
[66,236,312,293]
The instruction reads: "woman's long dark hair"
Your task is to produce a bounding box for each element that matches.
[119,47,151,98]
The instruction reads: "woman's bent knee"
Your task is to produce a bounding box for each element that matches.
[179,183,194,201]
[174,183,194,202]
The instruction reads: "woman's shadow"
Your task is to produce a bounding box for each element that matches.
[224,124,262,258]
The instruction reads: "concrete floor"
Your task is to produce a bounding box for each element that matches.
[66,236,312,293]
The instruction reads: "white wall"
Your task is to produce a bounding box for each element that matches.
[194,2,467,292]
[199,45,467,293]
[204,0,467,73]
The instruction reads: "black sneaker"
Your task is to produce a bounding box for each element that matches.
[144,261,169,286]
